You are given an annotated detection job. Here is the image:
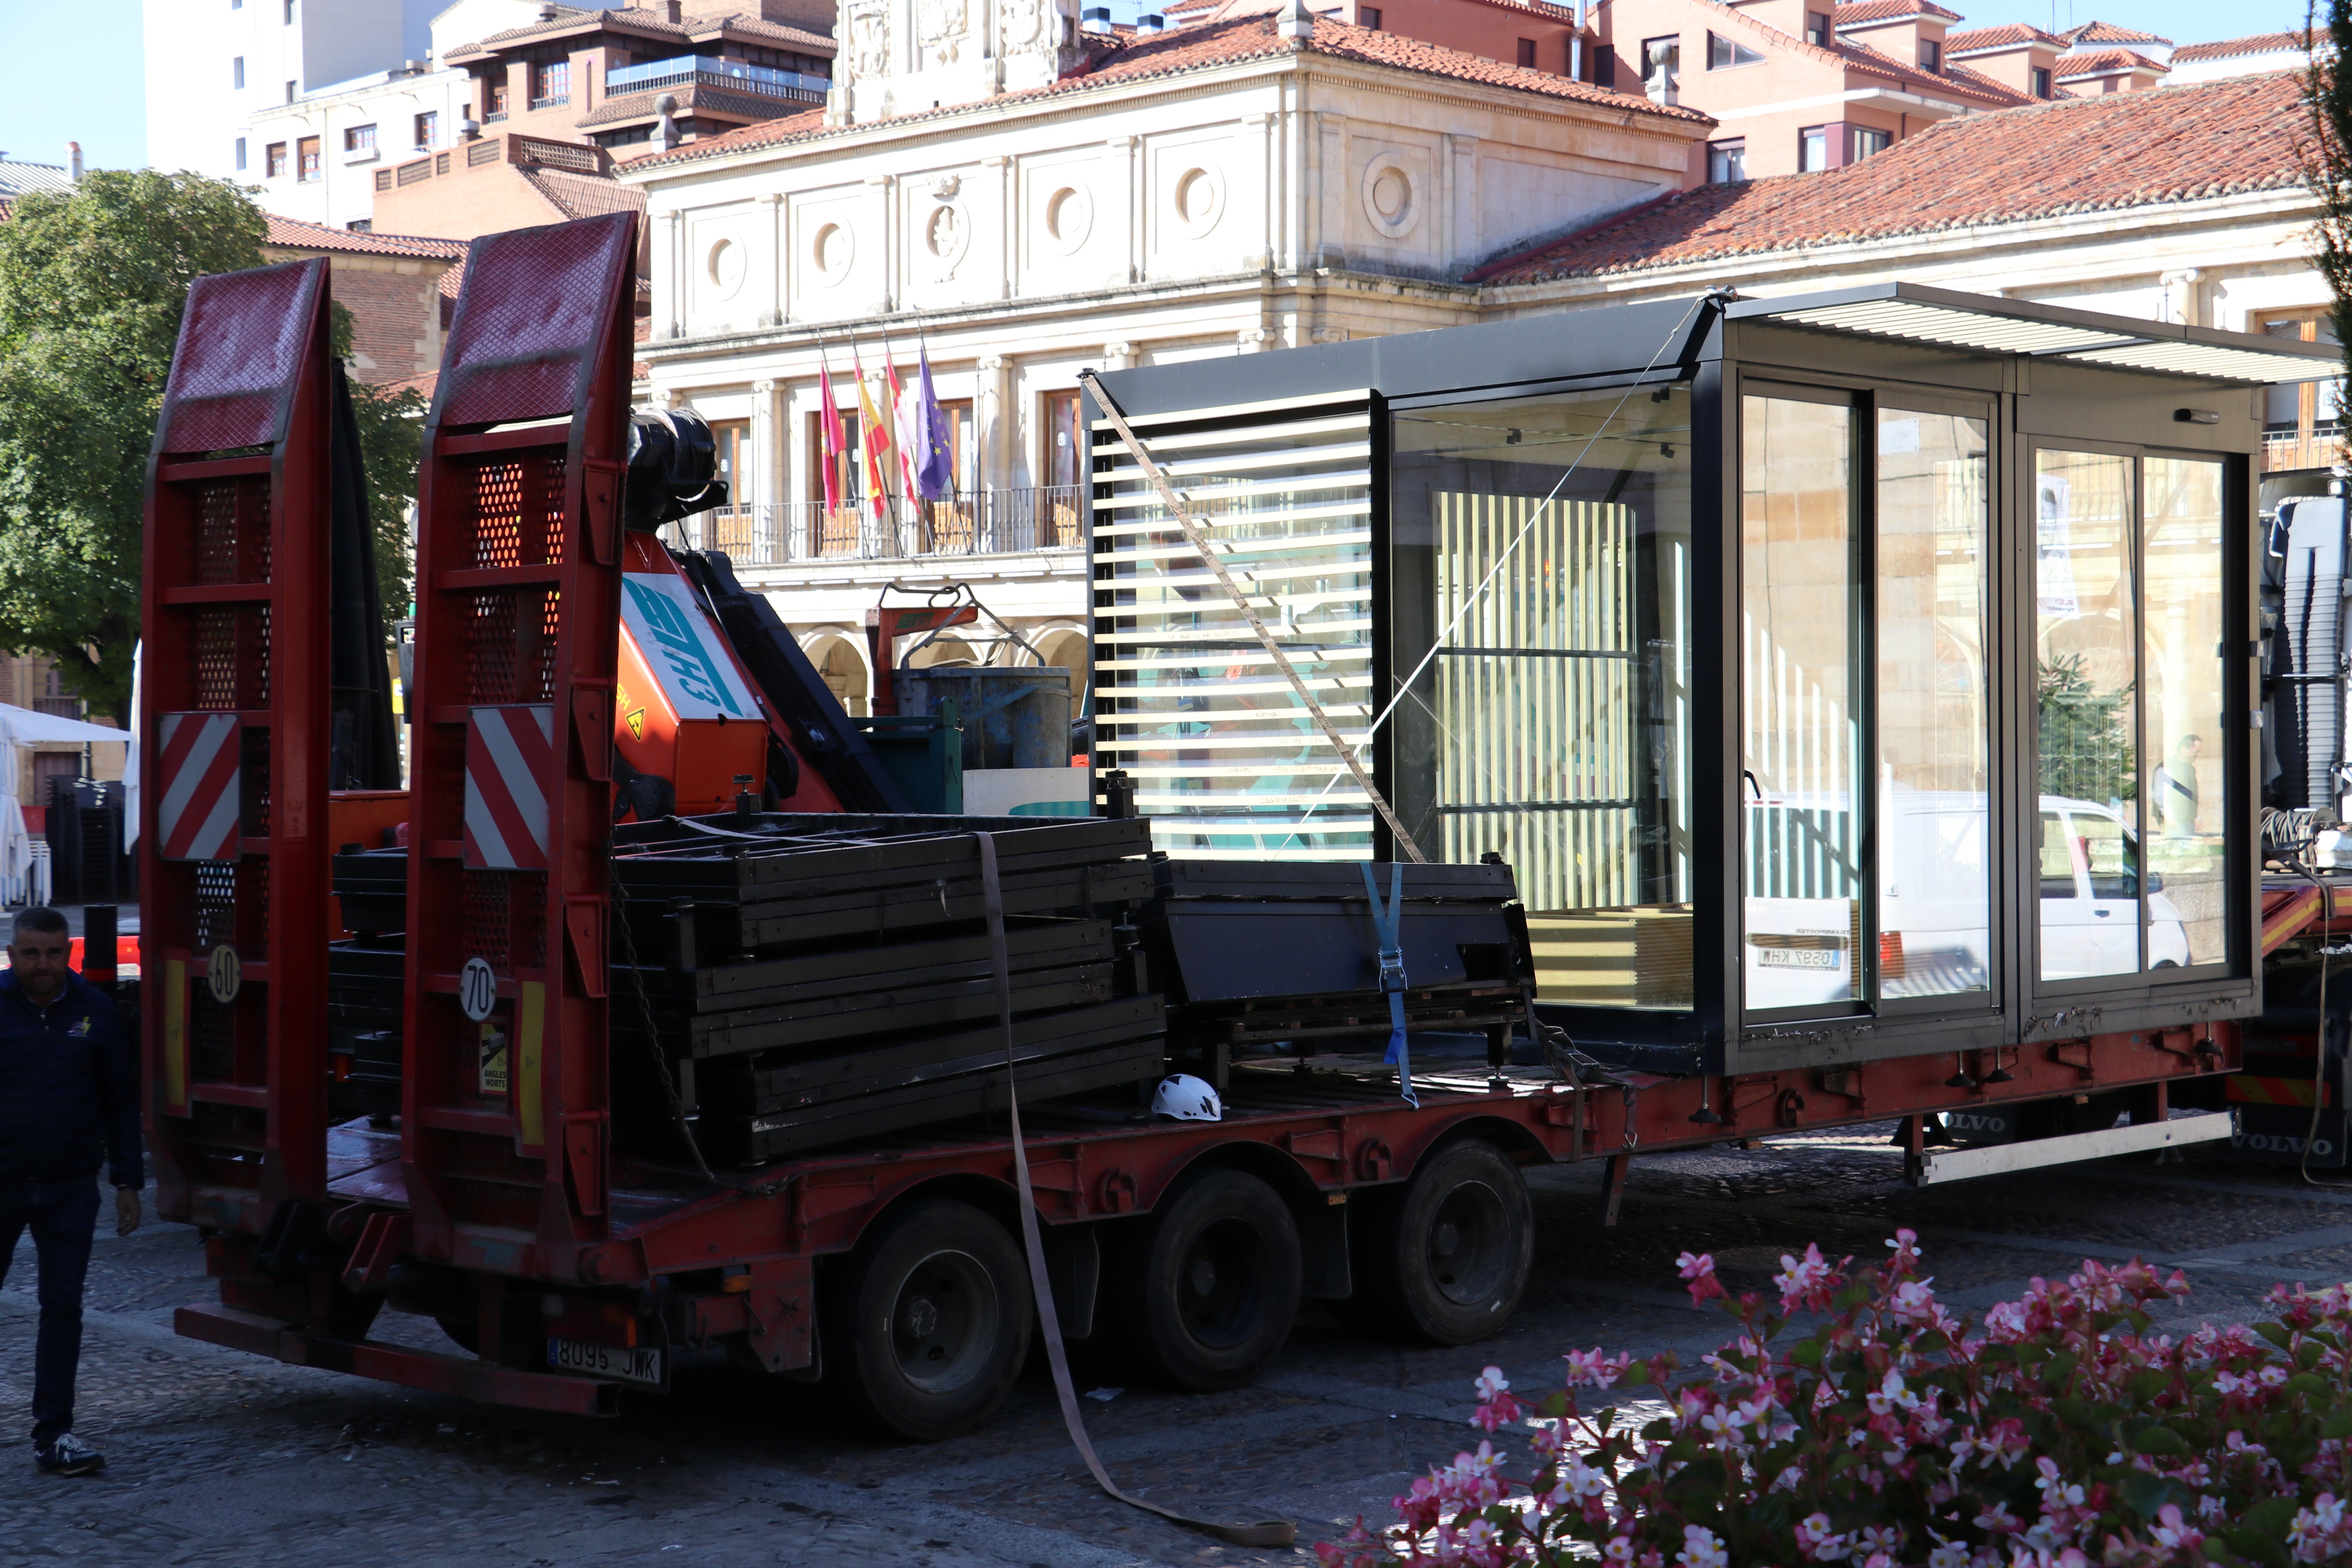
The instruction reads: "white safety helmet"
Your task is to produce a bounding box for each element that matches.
[1152,1074,1223,1123]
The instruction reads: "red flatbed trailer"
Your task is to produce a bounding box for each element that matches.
[174,1020,2236,1422]
[141,238,2258,1439]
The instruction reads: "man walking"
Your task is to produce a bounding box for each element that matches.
[0,907,138,1475]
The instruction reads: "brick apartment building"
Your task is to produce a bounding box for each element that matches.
[260,216,467,388]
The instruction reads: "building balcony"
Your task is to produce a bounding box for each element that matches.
[675,488,1085,567]
[2267,426,2344,473]
[604,54,829,103]
[528,93,571,110]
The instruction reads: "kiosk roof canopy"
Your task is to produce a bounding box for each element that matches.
[1726,282,2341,384]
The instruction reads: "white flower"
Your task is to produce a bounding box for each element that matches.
[1677,1523,1728,1568]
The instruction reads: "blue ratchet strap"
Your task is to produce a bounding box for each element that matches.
[1361,862,1416,1108]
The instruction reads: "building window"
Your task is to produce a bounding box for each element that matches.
[297,135,320,181]
[2260,310,2344,470]
[1516,37,1537,66]
[265,142,288,177]
[1806,11,1829,44]
[1851,126,1891,159]
[485,80,510,120]
[348,220,372,232]
[1043,390,1083,492]
[1918,38,1940,71]
[1641,34,1679,83]
[1799,124,1831,171]
[283,0,293,20]
[1708,139,1748,182]
[286,79,298,103]
[532,58,571,106]
[414,110,439,147]
[1707,31,1763,67]
[234,137,247,171]
[344,123,376,153]
[232,56,245,89]
[2031,65,2052,96]
[1359,5,1380,26]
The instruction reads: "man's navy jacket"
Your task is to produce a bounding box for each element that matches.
[0,969,140,1189]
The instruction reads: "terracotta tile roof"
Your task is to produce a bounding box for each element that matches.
[577,82,815,125]
[2174,29,2311,64]
[2058,20,2170,45]
[1834,0,1964,27]
[521,167,651,223]
[2058,46,2168,78]
[261,214,470,259]
[1474,69,2303,286]
[1945,22,2062,52]
[1832,38,2031,103]
[620,12,1705,171]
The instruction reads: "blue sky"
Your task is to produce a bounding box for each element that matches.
[0,0,2324,178]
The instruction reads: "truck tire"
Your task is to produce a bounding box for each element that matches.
[1347,1138,1531,1346]
[1108,1168,1301,1392]
[821,1198,1033,1442]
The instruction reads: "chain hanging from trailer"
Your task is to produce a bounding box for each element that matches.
[399,214,637,1292]
[140,258,335,1238]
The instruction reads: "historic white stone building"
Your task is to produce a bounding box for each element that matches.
[617,1,1711,708]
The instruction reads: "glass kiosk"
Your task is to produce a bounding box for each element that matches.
[1087,283,2337,1078]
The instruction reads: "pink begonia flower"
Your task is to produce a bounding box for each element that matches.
[1563,1347,1629,1388]
[1677,1250,1726,1306]
[1927,1542,1971,1568]
[1972,1499,2021,1535]
[2289,1492,2352,1563]
[1864,1368,1919,1416]
[1675,1523,1728,1568]
[1600,1535,1638,1565]
[2149,1503,2205,1553]
[1793,1513,1846,1561]
[1773,1241,1834,1309]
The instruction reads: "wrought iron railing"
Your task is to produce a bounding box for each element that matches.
[606,54,830,101]
[673,487,1087,565]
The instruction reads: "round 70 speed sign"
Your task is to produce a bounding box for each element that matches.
[459,956,499,1023]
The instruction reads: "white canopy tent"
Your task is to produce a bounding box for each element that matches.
[0,698,131,908]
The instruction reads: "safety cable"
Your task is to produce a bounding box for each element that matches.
[975,832,1295,1550]
[1282,289,1726,842]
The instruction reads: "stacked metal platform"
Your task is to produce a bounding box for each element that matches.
[1143,859,1537,1081]
[608,813,1165,1163]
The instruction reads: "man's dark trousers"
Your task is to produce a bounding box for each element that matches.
[0,1178,100,1446]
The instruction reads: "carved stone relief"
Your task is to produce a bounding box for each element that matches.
[916,0,971,66]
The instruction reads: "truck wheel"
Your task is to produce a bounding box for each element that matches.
[821,1199,1033,1442]
[1113,1169,1301,1391]
[1348,1138,1531,1345]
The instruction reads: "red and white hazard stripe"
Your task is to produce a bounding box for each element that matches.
[463,705,554,871]
[155,712,241,862]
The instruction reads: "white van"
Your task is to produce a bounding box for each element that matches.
[1741,792,2188,1010]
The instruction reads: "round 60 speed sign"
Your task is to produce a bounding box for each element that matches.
[458,956,498,1023]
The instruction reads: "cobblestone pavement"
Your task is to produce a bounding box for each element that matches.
[6,1126,2349,1567]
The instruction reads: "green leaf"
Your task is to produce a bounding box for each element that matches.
[2298,1341,2327,1371]
[2287,1372,2332,1398]
[2255,1323,2295,1351]
[2044,1352,2082,1387]
[2132,1425,2192,1456]
[2118,1469,2172,1518]
[2243,1497,2301,1537]
[1788,1341,1826,1368]
[2321,1407,2352,1441]
[2130,1370,2173,1404]
[2225,1527,2293,1568]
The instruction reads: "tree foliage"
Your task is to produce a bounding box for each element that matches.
[330,301,424,615]
[0,171,266,716]
[2038,654,2136,808]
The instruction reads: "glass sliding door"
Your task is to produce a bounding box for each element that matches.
[1875,407,1991,998]
[2143,457,2227,968]
[2034,450,2140,980]
[1388,385,1696,1011]
[1740,393,1864,1010]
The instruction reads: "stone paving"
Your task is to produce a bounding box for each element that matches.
[6,1126,2350,1566]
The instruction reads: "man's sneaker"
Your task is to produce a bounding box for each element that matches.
[34,1434,103,1475]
